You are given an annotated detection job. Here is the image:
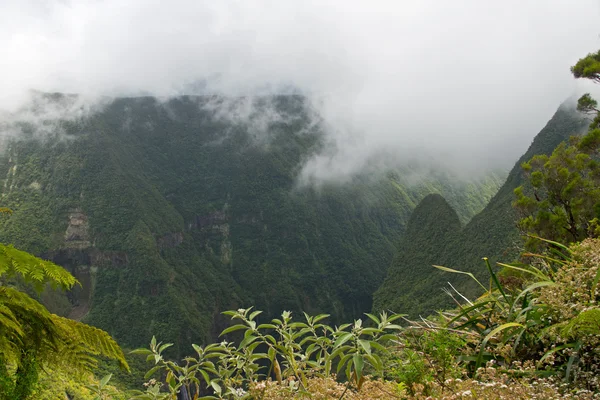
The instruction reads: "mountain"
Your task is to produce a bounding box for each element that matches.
[0,94,503,352]
[373,102,590,317]
[372,194,462,314]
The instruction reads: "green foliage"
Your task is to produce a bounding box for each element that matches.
[373,194,463,316]
[131,308,402,399]
[387,329,465,396]
[0,243,77,291]
[0,95,503,351]
[514,139,600,248]
[570,50,600,83]
[31,367,98,400]
[576,93,599,114]
[85,373,128,400]
[423,238,600,389]
[561,308,600,338]
[0,233,128,398]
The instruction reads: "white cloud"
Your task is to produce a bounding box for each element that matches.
[1,0,600,181]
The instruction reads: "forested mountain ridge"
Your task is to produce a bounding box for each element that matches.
[0,94,503,352]
[374,102,590,317]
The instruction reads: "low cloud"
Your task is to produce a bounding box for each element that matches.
[2,0,600,182]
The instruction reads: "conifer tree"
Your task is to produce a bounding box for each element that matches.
[514,50,600,248]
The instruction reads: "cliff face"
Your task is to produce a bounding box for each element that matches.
[0,94,503,352]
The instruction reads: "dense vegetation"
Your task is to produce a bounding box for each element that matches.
[372,194,462,315]
[0,95,502,352]
[374,103,590,317]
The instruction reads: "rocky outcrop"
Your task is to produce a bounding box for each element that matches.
[188,210,227,230]
[90,250,129,267]
[189,209,233,266]
[64,208,91,249]
[157,231,184,250]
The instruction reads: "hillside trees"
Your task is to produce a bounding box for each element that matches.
[514,51,600,248]
[0,209,128,399]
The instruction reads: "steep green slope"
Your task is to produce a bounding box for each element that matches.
[374,102,590,317]
[372,194,462,315]
[0,94,502,351]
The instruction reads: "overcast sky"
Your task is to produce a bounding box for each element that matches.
[2,0,600,181]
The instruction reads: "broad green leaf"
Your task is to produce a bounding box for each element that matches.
[364,313,380,325]
[313,314,330,323]
[337,353,353,374]
[220,324,248,336]
[358,339,371,355]
[333,332,353,348]
[353,353,364,382]
[99,374,112,388]
[210,381,222,395]
[257,323,277,330]
[478,322,523,367]
[249,310,263,321]
[239,334,258,348]
[360,327,383,335]
[130,348,152,355]
[158,343,173,354]
[144,365,162,380]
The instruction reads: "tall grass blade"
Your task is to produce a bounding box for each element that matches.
[497,262,551,281]
[484,258,511,307]
[526,235,571,253]
[433,265,487,292]
[477,322,523,368]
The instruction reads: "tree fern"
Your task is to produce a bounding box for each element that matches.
[0,239,128,398]
[51,315,129,372]
[0,243,77,290]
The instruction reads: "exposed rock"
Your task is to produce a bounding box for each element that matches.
[90,250,129,267]
[221,239,232,265]
[64,208,91,248]
[157,231,184,249]
[189,209,233,265]
[188,210,227,230]
[43,246,129,320]
[28,181,41,190]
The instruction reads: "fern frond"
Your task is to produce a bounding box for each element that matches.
[51,315,130,372]
[0,286,61,375]
[0,243,78,290]
[0,239,128,392]
[0,303,23,338]
[561,308,600,338]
